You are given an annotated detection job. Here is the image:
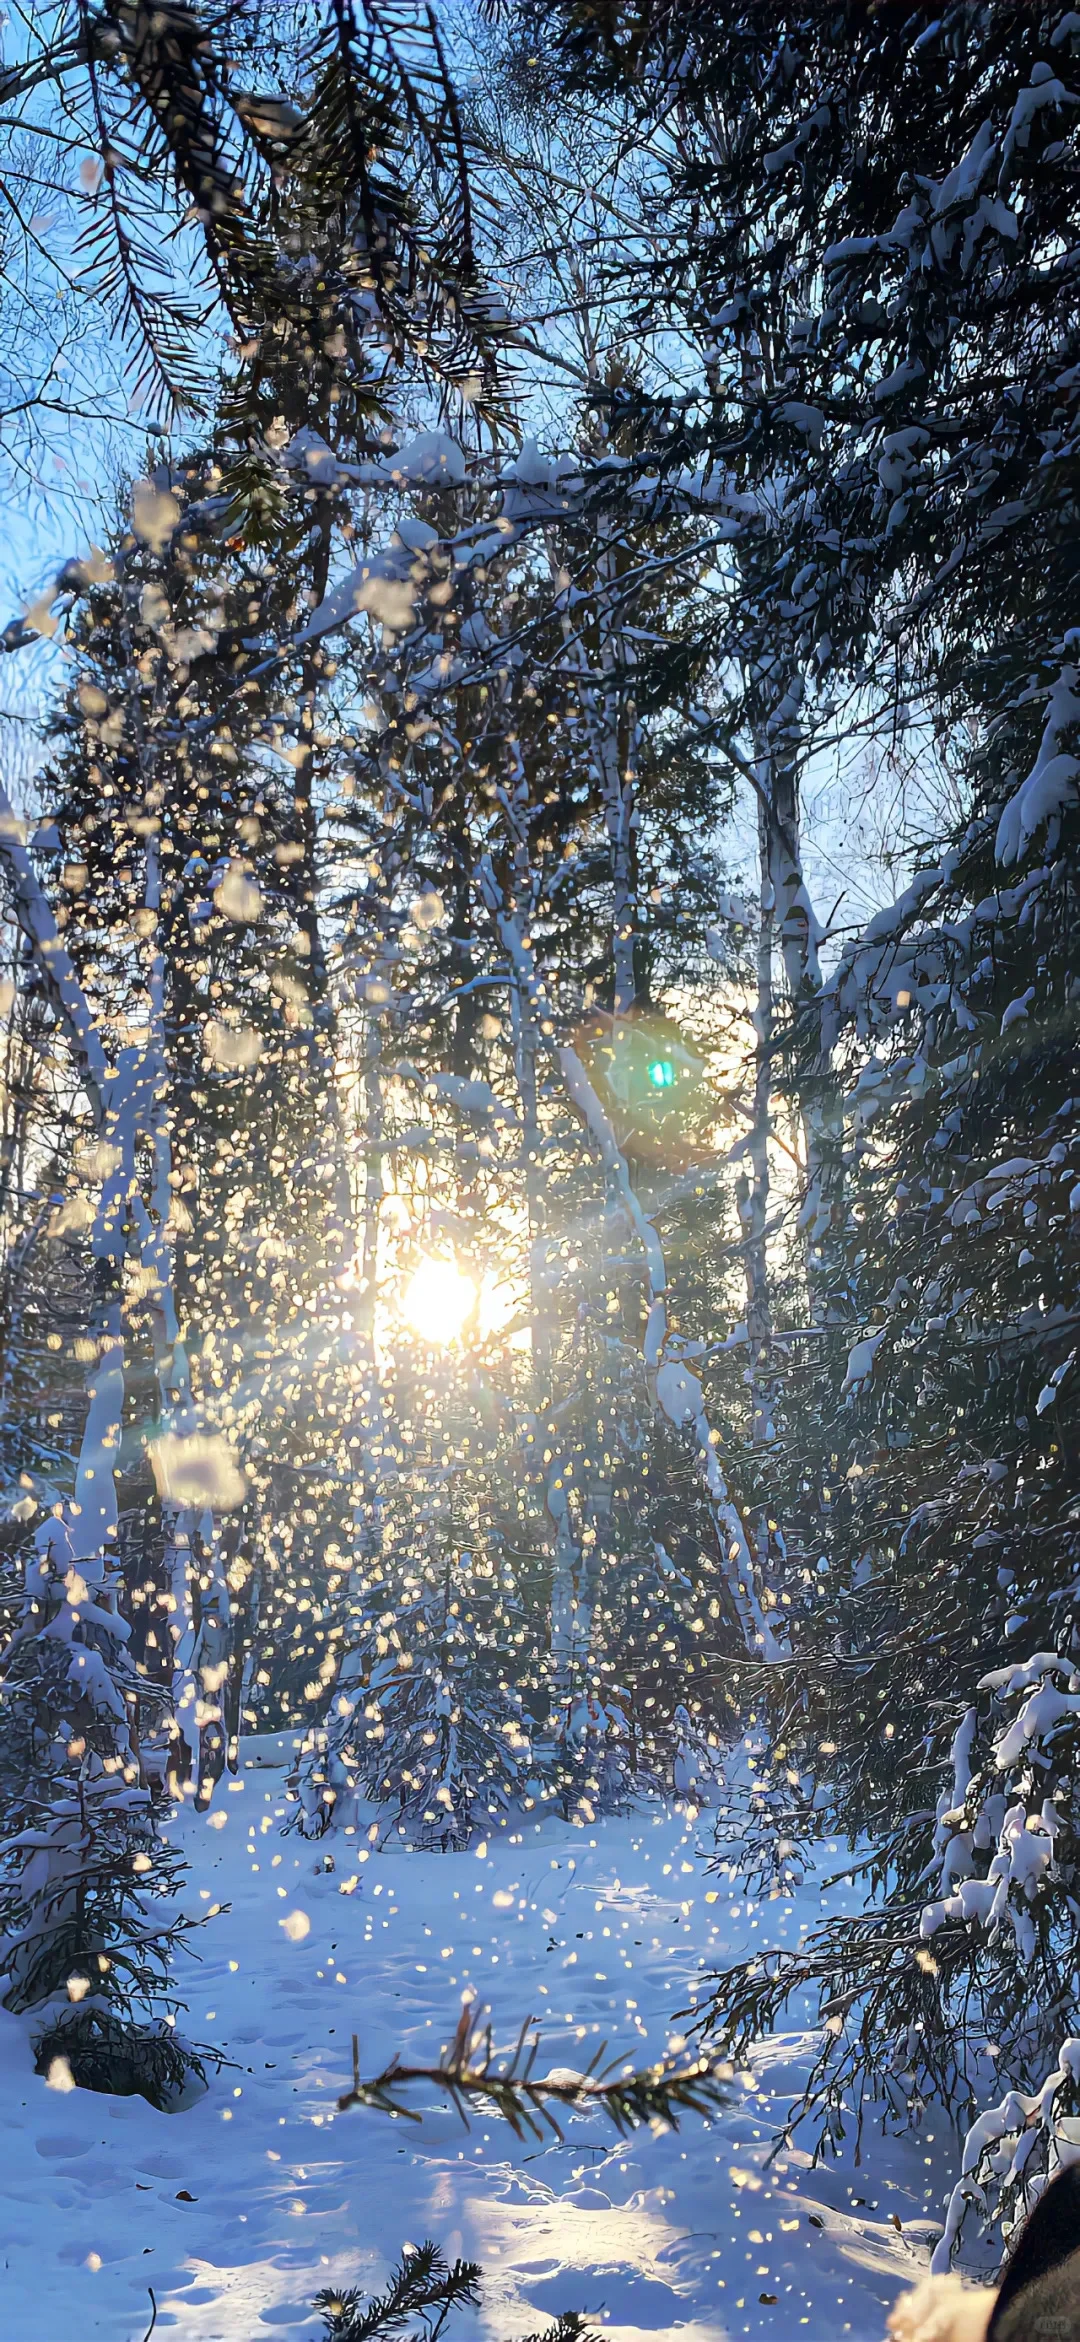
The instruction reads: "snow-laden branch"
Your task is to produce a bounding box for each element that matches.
[995,665,1080,868]
[820,816,995,1044]
[933,2034,1080,2274]
[70,1294,125,1567]
[557,1045,668,1301]
[0,782,110,1118]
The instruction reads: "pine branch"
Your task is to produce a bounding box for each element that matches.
[315,2242,597,2342]
[513,2324,595,2342]
[315,2240,480,2342]
[337,2003,732,2142]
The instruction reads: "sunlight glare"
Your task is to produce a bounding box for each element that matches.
[401,1255,477,1345]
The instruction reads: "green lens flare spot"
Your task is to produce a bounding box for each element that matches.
[648,1058,675,1089]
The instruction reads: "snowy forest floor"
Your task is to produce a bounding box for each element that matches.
[0,1771,959,2342]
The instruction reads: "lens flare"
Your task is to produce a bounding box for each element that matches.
[400,1255,477,1345]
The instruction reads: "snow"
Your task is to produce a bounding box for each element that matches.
[280,430,382,490]
[213,865,263,925]
[705,893,752,949]
[932,2032,1080,2274]
[778,403,826,452]
[0,779,111,1114]
[278,431,466,499]
[202,1020,263,1071]
[655,1358,703,1428]
[385,433,467,488]
[148,1435,247,1514]
[995,669,1080,866]
[999,987,1035,1034]
[0,1776,951,2341]
[295,550,425,645]
[870,359,925,407]
[841,1328,886,1397]
[999,62,1079,189]
[501,438,557,488]
[991,1674,1080,1770]
[71,1318,124,1561]
[423,1074,518,1126]
[131,482,181,556]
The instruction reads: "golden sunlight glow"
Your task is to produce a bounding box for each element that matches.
[476,1271,520,1342]
[400,1254,477,1345]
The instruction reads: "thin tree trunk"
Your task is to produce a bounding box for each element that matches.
[741,775,775,1446]
[138,833,198,1783]
[762,717,843,1323]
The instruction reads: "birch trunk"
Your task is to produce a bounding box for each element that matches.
[770,756,843,1326]
[741,777,775,1447]
[138,835,198,1781]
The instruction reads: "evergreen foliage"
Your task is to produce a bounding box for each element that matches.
[314,2239,592,2342]
[0,1500,207,2106]
[521,0,1080,2181]
[336,1998,733,2137]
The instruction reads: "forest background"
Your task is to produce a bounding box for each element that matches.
[0,0,1078,2298]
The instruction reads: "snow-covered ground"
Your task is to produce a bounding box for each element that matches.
[0,1770,958,2342]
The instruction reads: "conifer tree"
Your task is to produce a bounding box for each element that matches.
[525,0,1080,2170]
[0,1498,207,2106]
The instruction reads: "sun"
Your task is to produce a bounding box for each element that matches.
[400,1255,477,1346]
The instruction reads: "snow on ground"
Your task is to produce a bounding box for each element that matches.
[0,1771,958,2342]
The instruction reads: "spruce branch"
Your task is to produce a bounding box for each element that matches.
[337,2003,732,2141]
[315,2239,481,2342]
[315,2240,597,2342]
